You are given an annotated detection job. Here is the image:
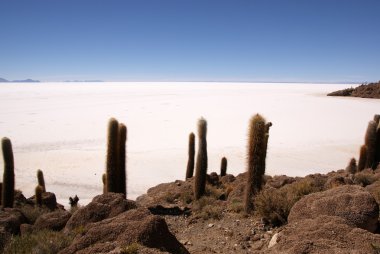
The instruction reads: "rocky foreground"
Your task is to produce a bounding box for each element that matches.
[2,167,380,253]
[327,81,380,99]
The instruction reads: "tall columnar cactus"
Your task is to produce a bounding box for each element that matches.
[376,122,380,169]
[194,118,208,200]
[220,157,227,177]
[358,145,367,171]
[244,114,267,214]
[118,123,127,197]
[374,114,380,125]
[102,173,107,194]
[35,185,43,207]
[2,137,15,208]
[185,133,195,179]
[37,169,46,192]
[345,158,357,174]
[106,118,119,193]
[364,121,377,169]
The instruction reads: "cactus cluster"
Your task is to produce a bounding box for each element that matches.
[105,118,127,197]
[244,114,270,214]
[2,137,15,208]
[194,118,208,200]
[357,115,380,171]
[186,133,195,179]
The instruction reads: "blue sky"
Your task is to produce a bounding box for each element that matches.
[0,0,379,82]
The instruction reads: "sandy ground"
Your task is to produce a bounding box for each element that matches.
[0,82,379,206]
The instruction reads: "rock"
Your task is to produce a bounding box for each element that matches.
[65,192,136,231]
[28,192,58,210]
[207,223,214,228]
[288,185,379,232]
[324,175,351,189]
[220,174,235,184]
[0,208,27,234]
[268,233,279,248]
[266,215,380,254]
[20,223,33,235]
[60,208,189,254]
[266,175,296,189]
[34,210,71,231]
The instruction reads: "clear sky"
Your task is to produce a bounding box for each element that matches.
[0,0,379,82]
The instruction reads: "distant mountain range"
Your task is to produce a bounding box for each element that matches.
[0,77,40,83]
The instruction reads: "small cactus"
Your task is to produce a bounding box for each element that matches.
[185,133,195,179]
[244,114,267,214]
[37,169,46,192]
[345,158,357,174]
[374,114,380,125]
[220,157,227,177]
[106,118,119,193]
[2,137,15,208]
[194,118,208,200]
[35,185,43,207]
[358,145,367,171]
[364,121,377,169]
[118,123,127,197]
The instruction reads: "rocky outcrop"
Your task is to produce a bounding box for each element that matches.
[34,210,71,231]
[327,82,380,99]
[65,192,136,231]
[288,185,379,232]
[60,208,189,254]
[267,215,380,254]
[0,208,27,235]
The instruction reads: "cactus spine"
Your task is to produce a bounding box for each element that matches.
[2,137,15,208]
[185,132,195,179]
[37,169,46,192]
[118,123,127,197]
[35,185,43,206]
[364,121,377,169]
[244,114,267,214]
[106,118,119,193]
[194,118,208,200]
[220,157,227,177]
[358,145,367,171]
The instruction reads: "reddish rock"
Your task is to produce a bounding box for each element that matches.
[34,210,71,231]
[65,192,136,231]
[266,215,380,254]
[0,208,27,234]
[60,208,189,254]
[266,175,296,189]
[288,185,379,232]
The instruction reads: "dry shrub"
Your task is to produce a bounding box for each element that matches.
[121,243,140,254]
[228,198,244,213]
[19,206,50,224]
[4,230,73,254]
[192,196,224,220]
[255,179,321,226]
[354,171,379,187]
